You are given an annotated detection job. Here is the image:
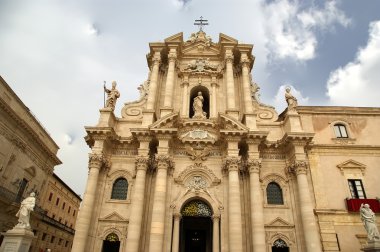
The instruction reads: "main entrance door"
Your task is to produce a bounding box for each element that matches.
[180,200,213,252]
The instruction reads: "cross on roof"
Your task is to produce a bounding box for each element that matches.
[194,16,209,31]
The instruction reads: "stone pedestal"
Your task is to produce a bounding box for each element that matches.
[362,241,380,252]
[0,227,35,252]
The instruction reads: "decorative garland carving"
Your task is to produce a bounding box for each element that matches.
[185,144,212,164]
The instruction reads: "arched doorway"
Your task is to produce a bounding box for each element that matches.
[102,233,120,252]
[272,239,289,252]
[180,199,213,252]
[189,86,210,119]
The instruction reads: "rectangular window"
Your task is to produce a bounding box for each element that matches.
[65,241,69,247]
[348,179,366,199]
[334,124,348,138]
[56,197,60,206]
[51,236,55,243]
[68,206,71,213]
[73,210,76,216]
[48,192,53,201]
[42,233,47,241]
[62,202,65,209]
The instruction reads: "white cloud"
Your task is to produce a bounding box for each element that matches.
[327,20,380,106]
[273,84,309,112]
[263,0,350,61]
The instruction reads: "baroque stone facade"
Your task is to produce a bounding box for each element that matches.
[73,31,380,252]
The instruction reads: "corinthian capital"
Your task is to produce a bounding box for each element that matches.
[225,53,234,64]
[247,159,261,174]
[168,51,177,63]
[88,153,105,169]
[240,57,251,69]
[288,160,308,175]
[156,155,174,170]
[135,156,149,171]
[223,157,240,172]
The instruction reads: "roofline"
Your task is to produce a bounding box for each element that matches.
[296,105,380,115]
[53,173,82,201]
[0,75,60,150]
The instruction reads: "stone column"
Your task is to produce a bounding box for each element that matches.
[72,153,106,252]
[224,157,243,252]
[148,155,172,252]
[124,156,149,252]
[225,49,236,113]
[146,52,161,110]
[162,48,177,116]
[211,76,218,118]
[181,76,189,117]
[248,159,266,252]
[240,53,253,114]
[289,160,322,252]
[171,213,181,252]
[212,215,220,252]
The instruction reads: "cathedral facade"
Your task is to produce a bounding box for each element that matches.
[72,30,380,252]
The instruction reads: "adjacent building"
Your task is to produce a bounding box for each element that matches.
[72,30,380,252]
[0,76,81,252]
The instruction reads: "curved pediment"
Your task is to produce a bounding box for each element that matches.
[219,113,249,135]
[175,163,221,186]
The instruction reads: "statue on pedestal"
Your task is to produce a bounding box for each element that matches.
[360,203,380,241]
[104,81,120,111]
[15,192,36,229]
[192,92,207,119]
[285,87,298,112]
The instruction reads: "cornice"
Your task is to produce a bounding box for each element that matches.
[0,101,61,166]
[297,106,380,116]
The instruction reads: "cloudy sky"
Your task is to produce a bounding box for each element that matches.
[1,0,379,195]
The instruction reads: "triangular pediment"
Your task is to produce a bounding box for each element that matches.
[219,33,238,45]
[337,159,366,175]
[99,212,127,222]
[164,32,183,44]
[219,114,249,132]
[182,42,220,56]
[265,217,294,227]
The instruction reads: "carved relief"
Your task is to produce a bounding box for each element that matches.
[175,163,220,185]
[121,80,149,119]
[287,160,308,175]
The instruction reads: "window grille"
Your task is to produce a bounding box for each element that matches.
[273,239,288,248]
[111,178,128,200]
[181,200,212,217]
[106,233,119,242]
[266,182,284,205]
[334,124,348,138]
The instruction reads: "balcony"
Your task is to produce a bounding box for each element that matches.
[346,198,380,213]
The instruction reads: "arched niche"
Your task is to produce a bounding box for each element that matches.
[189,86,210,119]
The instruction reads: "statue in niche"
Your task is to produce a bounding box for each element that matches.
[192,92,207,119]
[360,203,380,241]
[15,192,36,229]
[285,87,298,111]
[104,81,120,111]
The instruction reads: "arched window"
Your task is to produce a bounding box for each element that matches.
[334,124,348,138]
[267,182,284,205]
[111,178,128,200]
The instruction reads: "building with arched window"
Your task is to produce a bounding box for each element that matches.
[72,30,380,252]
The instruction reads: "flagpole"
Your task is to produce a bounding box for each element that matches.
[103,81,106,108]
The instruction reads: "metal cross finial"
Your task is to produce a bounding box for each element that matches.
[194,16,209,31]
